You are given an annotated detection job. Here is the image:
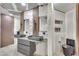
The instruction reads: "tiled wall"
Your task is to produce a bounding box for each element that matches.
[54,10,65,55]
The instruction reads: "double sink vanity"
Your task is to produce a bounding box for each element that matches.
[15,34,46,56]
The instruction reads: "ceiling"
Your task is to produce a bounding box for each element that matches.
[54,3,76,13]
[0,3,74,15]
[0,3,46,15]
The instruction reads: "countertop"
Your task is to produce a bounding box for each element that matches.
[14,34,47,43]
[18,37,41,43]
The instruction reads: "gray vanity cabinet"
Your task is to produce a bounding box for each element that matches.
[17,39,36,56]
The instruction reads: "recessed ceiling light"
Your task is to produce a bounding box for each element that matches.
[9,14,13,16]
[21,3,26,6]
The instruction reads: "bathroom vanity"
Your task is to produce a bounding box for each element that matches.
[17,36,44,56]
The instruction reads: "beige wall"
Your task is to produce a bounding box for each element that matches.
[33,7,39,35]
[20,12,25,32]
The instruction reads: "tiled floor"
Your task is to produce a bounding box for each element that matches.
[0,38,46,56]
[0,38,24,56]
[0,38,64,56]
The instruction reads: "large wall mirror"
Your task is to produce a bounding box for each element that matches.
[39,5,48,36]
[24,10,33,36]
[39,16,48,35]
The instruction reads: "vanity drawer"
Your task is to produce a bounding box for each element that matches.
[18,39,36,56]
[18,47,31,56]
[18,39,30,46]
[18,44,30,52]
